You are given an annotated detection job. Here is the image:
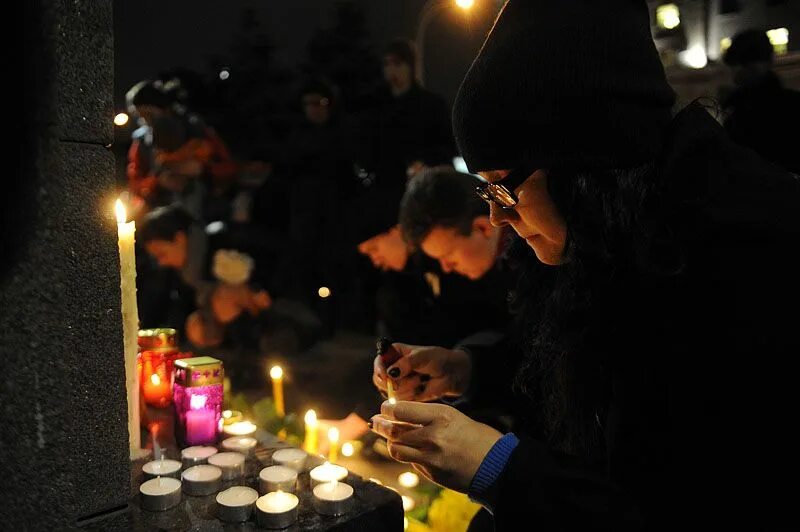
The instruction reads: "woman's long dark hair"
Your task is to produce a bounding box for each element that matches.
[508,161,687,455]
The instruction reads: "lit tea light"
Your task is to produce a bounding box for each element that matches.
[221,436,257,456]
[142,457,181,479]
[208,452,246,480]
[402,495,415,512]
[318,286,331,298]
[398,471,419,489]
[139,476,181,511]
[182,464,222,496]
[181,445,218,468]
[216,486,258,523]
[223,420,257,436]
[312,480,354,516]
[259,465,298,494]
[271,448,308,472]
[328,426,340,463]
[221,409,243,425]
[341,442,355,457]
[256,491,299,529]
[309,462,348,488]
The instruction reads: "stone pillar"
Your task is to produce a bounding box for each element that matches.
[2,1,131,528]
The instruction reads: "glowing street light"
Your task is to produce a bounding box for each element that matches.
[417,0,479,84]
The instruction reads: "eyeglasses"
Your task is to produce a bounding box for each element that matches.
[475,166,536,209]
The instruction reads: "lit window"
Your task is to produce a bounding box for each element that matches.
[720,37,732,54]
[767,28,789,55]
[656,4,680,30]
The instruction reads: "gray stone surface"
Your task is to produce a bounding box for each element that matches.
[2,2,127,529]
[50,0,114,145]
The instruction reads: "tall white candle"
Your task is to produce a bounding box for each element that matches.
[115,199,141,458]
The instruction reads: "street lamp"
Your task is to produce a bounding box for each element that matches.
[415,0,475,85]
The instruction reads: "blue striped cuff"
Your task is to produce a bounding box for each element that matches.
[468,432,519,509]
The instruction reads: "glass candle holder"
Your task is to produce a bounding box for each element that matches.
[138,328,185,408]
[173,356,224,446]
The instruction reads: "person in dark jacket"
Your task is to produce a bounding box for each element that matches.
[358,39,457,209]
[722,29,800,174]
[371,1,799,530]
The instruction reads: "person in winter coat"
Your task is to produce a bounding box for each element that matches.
[371,1,800,530]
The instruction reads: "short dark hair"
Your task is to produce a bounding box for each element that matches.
[384,39,417,69]
[723,29,774,66]
[139,205,194,243]
[399,167,488,248]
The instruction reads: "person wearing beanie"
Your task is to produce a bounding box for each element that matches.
[372,1,799,530]
[722,29,800,174]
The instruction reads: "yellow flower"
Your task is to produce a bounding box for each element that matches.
[427,490,482,532]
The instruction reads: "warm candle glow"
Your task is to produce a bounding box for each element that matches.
[455,0,474,10]
[318,286,331,298]
[223,420,257,436]
[150,373,161,385]
[402,495,415,512]
[341,442,354,457]
[270,366,283,380]
[114,112,129,126]
[327,426,340,463]
[305,409,317,426]
[328,427,339,444]
[398,471,419,488]
[190,394,207,410]
[115,199,127,224]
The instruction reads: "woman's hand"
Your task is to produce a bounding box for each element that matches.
[371,401,502,492]
[372,343,472,402]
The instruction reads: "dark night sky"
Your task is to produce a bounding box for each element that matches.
[114,0,502,111]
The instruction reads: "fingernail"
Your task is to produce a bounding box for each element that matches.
[388,367,401,378]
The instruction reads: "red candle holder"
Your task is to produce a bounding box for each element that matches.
[173,357,224,446]
[138,328,186,408]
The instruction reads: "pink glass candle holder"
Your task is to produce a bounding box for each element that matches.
[173,356,224,446]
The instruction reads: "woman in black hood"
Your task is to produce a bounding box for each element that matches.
[371,1,800,530]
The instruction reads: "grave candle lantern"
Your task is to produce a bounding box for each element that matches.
[138,328,183,408]
[173,356,223,446]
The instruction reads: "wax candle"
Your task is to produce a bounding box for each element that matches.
[312,481,354,516]
[208,452,245,480]
[138,328,180,407]
[256,491,299,529]
[142,372,171,407]
[181,446,218,468]
[223,420,257,437]
[221,436,257,456]
[259,466,298,494]
[115,199,142,457]
[309,462,348,488]
[139,476,181,511]
[270,366,285,417]
[182,464,222,496]
[216,486,258,523]
[328,426,340,463]
[303,409,319,455]
[142,457,181,480]
[185,394,217,445]
[271,448,308,472]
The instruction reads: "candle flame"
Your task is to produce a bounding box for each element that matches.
[398,471,420,488]
[150,373,161,385]
[114,199,127,224]
[342,442,354,457]
[190,394,207,410]
[305,409,318,426]
[328,426,339,444]
[270,365,283,380]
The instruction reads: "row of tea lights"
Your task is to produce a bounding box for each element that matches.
[139,440,354,527]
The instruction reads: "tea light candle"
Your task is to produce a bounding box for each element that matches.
[221,436,257,456]
[221,409,243,426]
[312,481,354,516]
[216,486,258,523]
[256,491,299,529]
[208,452,245,480]
[182,464,222,496]
[259,466,298,494]
[181,446,218,468]
[309,462,348,488]
[271,448,308,472]
[223,420,257,437]
[139,476,181,511]
[142,457,182,480]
